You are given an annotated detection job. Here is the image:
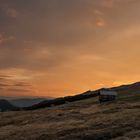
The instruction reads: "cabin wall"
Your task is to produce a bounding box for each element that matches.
[99,95,116,103]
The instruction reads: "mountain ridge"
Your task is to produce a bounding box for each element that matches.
[23,81,140,110]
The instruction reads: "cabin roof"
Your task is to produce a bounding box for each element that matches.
[100,90,117,96]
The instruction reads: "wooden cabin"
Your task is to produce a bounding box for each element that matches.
[99,89,117,103]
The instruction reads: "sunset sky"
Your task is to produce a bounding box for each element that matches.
[0,0,140,97]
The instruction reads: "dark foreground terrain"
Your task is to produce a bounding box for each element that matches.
[0,91,140,140]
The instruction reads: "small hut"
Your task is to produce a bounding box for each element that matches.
[99,89,117,103]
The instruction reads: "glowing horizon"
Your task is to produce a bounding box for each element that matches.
[1,0,140,97]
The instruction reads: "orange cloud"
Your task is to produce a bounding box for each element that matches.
[1,6,18,18]
[0,69,35,97]
[102,0,114,8]
[96,18,106,27]
[0,33,15,45]
[0,34,4,44]
[5,8,18,18]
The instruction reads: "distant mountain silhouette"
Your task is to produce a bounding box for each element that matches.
[9,98,46,107]
[0,99,20,112]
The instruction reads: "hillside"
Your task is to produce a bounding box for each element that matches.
[0,96,139,140]
[24,90,98,110]
[113,82,140,102]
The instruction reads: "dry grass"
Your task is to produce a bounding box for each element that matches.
[0,98,139,140]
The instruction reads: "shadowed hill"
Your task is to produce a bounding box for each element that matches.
[23,90,99,110]
[9,98,46,108]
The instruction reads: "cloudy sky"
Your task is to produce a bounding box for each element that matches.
[0,0,140,97]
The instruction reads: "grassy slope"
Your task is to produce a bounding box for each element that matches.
[0,92,139,140]
[117,87,140,102]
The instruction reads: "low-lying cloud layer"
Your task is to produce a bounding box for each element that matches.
[0,73,33,97]
[0,0,140,97]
